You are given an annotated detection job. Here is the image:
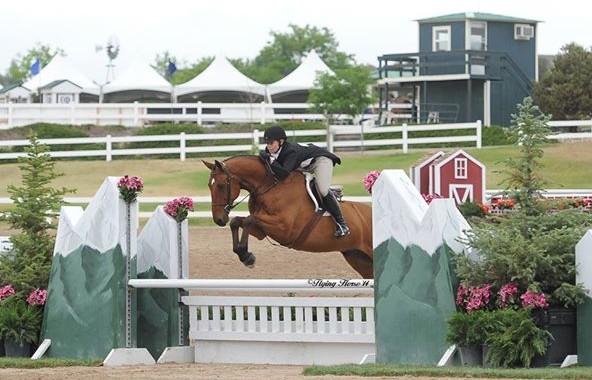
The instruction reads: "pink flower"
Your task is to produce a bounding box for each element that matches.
[117,175,144,203]
[164,196,195,223]
[27,288,48,306]
[422,193,443,204]
[520,290,549,309]
[363,171,381,193]
[0,284,15,301]
[456,283,492,312]
[497,283,518,309]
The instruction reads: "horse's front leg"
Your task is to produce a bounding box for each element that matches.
[229,215,265,268]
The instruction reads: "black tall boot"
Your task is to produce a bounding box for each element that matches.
[322,192,350,237]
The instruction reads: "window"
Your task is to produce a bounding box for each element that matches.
[454,158,467,179]
[514,24,534,40]
[469,21,486,50]
[57,94,74,104]
[433,26,451,51]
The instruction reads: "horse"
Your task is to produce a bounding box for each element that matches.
[202,155,374,279]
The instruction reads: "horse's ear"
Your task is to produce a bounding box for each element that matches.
[214,160,223,170]
[202,160,215,170]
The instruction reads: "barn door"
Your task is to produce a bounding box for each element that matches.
[449,184,473,204]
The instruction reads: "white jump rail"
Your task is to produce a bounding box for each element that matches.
[128,279,375,365]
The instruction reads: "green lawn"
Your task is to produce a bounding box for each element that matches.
[0,142,591,198]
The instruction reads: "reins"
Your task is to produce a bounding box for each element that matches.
[210,158,278,214]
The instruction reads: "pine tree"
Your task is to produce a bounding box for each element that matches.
[0,133,75,294]
[502,97,551,215]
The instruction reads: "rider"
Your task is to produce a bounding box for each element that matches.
[258,125,350,237]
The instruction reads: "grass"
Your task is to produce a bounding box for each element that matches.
[1,142,592,199]
[303,363,592,379]
[0,357,101,368]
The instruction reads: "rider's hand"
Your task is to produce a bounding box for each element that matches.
[259,150,271,161]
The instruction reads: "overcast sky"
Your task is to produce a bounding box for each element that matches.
[1,0,589,83]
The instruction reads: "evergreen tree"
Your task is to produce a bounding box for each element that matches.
[501,97,551,215]
[0,133,75,293]
[533,43,592,120]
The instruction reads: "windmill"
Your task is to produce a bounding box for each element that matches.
[95,35,120,83]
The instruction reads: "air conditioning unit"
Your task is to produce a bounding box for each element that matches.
[515,24,534,40]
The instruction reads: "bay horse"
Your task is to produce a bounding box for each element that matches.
[202,155,374,278]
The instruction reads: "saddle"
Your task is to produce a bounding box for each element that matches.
[303,172,343,212]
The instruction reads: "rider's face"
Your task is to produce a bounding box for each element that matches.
[266,140,281,154]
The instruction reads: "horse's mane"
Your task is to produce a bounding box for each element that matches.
[222,154,261,164]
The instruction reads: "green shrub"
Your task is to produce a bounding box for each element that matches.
[446,310,494,347]
[457,201,486,218]
[485,309,549,368]
[0,298,43,345]
[14,123,88,139]
[481,125,512,146]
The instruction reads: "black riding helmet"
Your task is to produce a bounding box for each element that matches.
[263,126,287,142]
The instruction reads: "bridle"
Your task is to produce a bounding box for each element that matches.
[210,158,278,215]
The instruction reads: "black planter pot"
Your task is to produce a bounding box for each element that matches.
[532,308,577,367]
[3,339,31,358]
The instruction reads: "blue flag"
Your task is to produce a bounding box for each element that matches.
[167,60,177,76]
[30,58,41,75]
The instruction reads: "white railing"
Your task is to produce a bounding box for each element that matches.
[183,295,374,341]
[0,102,350,129]
[0,120,482,161]
[548,119,592,141]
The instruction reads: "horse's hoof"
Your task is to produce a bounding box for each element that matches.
[243,253,256,268]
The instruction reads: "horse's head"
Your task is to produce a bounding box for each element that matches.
[202,159,242,226]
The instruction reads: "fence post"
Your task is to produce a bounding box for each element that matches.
[7,102,12,129]
[106,134,112,162]
[476,120,482,149]
[327,125,335,153]
[70,104,76,125]
[197,101,202,126]
[260,101,266,124]
[402,123,408,153]
[133,101,139,127]
[253,129,260,152]
[180,132,186,161]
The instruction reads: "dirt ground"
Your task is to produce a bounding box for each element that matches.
[0,363,468,380]
[187,226,361,280]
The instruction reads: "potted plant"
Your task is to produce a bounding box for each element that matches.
[446,310,493,366]
[0,297,42,357]
[0,286,46,357]
[484,308,550,368]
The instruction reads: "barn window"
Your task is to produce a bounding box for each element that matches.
[433,26,451,52]
[454,158,467,179]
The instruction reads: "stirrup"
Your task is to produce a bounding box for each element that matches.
[335,225,350,237]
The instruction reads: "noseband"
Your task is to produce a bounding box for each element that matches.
[210,162,240,214]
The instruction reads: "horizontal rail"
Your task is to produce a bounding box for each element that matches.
[128,278,374,293]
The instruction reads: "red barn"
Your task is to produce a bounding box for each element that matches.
[411,149,486,204]
[409,150,445,196]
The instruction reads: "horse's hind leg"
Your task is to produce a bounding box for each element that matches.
[341,249,374,279]
[230,216,262,268]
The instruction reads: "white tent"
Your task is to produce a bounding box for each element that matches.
[23,55,98,95]
[175,56,266,99]
[267,50,334,97]
[102,61,172,94]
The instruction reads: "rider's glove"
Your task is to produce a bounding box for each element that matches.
[259,150,271,161]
